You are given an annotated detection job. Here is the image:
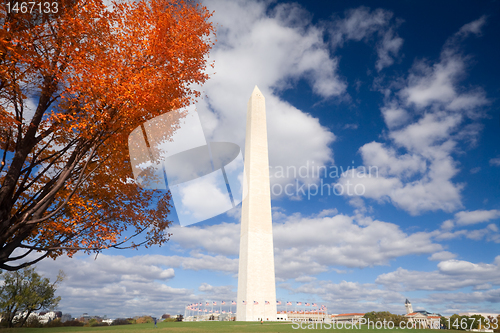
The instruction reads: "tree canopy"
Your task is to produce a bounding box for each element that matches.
[0,267,63,327]
[363,311,408,326]
[0,0,215,270]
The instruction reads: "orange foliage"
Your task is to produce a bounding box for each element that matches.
[0,0,215,270]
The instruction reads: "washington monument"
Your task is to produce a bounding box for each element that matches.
[236,86,277,321]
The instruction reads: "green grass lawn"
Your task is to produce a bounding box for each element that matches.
[0,321,451,333]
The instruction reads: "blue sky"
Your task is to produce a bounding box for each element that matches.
[32,0,500,319]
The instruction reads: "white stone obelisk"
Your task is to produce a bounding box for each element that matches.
[236,86,277,321]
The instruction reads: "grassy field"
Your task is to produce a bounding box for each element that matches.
[0,321,448,333]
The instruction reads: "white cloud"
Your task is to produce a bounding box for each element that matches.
[273,213,442,278]
[169,223,240,256]
[343,123,359,130]
[170,211,443,280]
[389,112,463,153]
[315,208,339,218]
[281,279,406,314]
[181,252,238,272]
[173,172,233,223]
[359,142,426,178]
[470,167,481,174]
[328,6,403,71]
[197,283,236,301]
[337,170,401,202]
[455,209,500,226]
[447,91,489,112]
[441,219,455,230]
[490,157,500,167]
[429,251,457,261]
[376,28,404,71]
[435,223,499,243]
[433,210,500,242]
[421,289,500,312]
[456,16,487,37]
[381,103,411,129]
[295,276,317,283]
[401,15,488,114]
[376,256,500,291]
[339,142,463,215]
[402,58,464,108]
[33,254,189,318]
[28,253,240,318]
[329,7,392,45]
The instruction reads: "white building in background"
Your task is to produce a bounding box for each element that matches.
[405,312,441,329]
[459,312,499,319]
[276,313,288,321]
[404,299,440,329]
[60,313,72,322]
[284,311,328,322]
[12,312,37,323]
[37,311,58,324]
[332,313,365,322]
[11,311,57,324]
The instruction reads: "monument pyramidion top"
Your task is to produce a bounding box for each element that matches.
[251,85,264,98]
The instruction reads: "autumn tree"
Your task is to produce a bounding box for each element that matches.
[136,315,153,324]
[363,311,407,326]
[0,267,63,327]
[0,0,215,270]
[445,314,487,330]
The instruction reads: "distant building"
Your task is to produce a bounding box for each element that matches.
[276,313,288,321]
[78,313,104,323]
[218,313,233,321]
[37,311,58,324]
[332,313,365,322]
[405,312,440,328]
[61,314,72,323]
[12,312,38,323]
[185,313,219,321]
[285,311,328,322]
[404,299,440,329]
[79,313,91,323]
[459,312,499,319]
